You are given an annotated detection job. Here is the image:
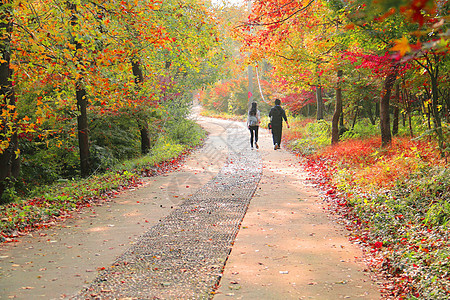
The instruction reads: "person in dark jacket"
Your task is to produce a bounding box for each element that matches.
[269,98,289,150]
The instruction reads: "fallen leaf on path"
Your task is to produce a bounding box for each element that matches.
[228,284,241,290]
[335,280,348,284]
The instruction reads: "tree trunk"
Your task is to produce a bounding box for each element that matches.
[365,102,376,125]
[140,124,151,154]
[380,65,398,147]
[351,106,358,129]
[331,70,343,145]
[68,2,90,177]
[132,59,144,84]
[444,89,450,123]
[0,4,20,200]
[375,99,380,117]
[408,114,413,138]
[414,51,445,155]
[76,85,90,177]
[392,84,400,136]
[316,84,324,120]
[429,65,445,156]
[132,59,151,154]
[401,88,413,137]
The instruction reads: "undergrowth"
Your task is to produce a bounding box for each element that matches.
[0,122,206,241]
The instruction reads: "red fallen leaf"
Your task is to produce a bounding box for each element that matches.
[373,241,383,249]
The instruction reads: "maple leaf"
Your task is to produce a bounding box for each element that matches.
[390,36,411,56]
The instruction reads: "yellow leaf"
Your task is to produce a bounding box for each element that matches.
[390,36,411,56]
[15,148,20,158]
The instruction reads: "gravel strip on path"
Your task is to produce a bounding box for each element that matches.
[73,126,262,299]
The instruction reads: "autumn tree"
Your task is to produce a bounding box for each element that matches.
[342,0,449,149]
[0,0,225,200]
[0,2,19,199]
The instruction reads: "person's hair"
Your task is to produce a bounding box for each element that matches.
[275,99,281,105]
[249,102,257,116]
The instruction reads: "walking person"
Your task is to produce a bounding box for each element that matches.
[269,98,289,150]
[247,102,260,149]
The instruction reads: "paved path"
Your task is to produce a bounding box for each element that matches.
[0,116,380,299]
[214,128,381,299]
[74,124,262,299]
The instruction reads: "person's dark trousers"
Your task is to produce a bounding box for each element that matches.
[272,125,282,146]
[249,125,259,147]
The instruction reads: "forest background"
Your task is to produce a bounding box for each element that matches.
[0,0,449,299]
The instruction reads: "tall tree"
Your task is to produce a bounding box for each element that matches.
[380,64,398,146]
[0,2,19,199]
[67,2,90,177]
[331,70,343,144]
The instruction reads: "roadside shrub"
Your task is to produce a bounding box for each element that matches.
[20,140,79,188]
[347,166,450,299]
[90,113,141,161]
[340,119,379,140]
[165,118,205,146]
[287,119,331,155]
[90,145,119,173]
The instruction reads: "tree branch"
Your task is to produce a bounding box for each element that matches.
[236,0,314,29]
